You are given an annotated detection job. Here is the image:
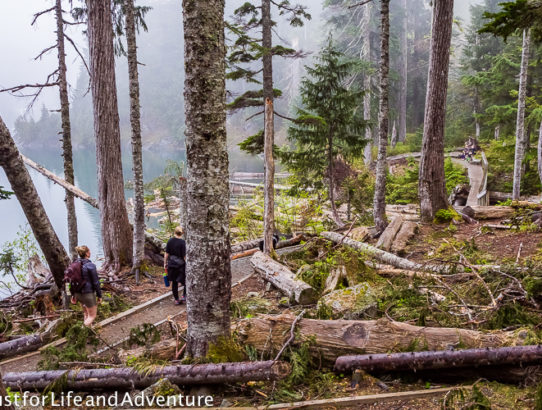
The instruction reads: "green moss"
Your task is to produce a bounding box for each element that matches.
[485,303,539,330]
[127,323,161,348]
[434,207,461,224]
[206,336,247,363]
[231,295,272,318]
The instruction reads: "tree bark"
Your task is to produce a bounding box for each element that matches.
[373,0,390,233]
[0,333,51,360]
[328,131,343,227]
[262,0,276,254]
[398,0,408,142]
[513,30,531,200]
[375,215,403,251]
[390,221,418,255]
[322,231,456,273]
[263,98,275,254]
[0,372,13,410]
[87,0,133,271]
[362,2,373,165]
[55,0,77,260]
[418,0,453,221]
[178,176,187,230]
[334,345,542,373]
[183,0,231,358]
[236,314,519,364]
[538,121,542,192]
[0,117,70,289]
[250,251,318,304]
[3,361,290,391]
[124,0,145,281]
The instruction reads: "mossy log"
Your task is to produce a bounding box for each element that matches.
[390,221,418,255]
[461,206,515,220]
[3,361,291,391]
[231,235,304,255]
[250,251,318,304]
[334,345,542,373]
[118,338,178,362]
[376,216,403,251]
[236,314,522,363]
[322,231,456,273]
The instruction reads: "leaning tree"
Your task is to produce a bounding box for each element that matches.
[183,0,232,357]
[418,0,454,221]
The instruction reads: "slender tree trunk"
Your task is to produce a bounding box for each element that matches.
[124,0,145,281]
[512,29,531,200]
[178,175,187,229]
[418,0,453,221]
[474,87,481,139]
[390,120,397,147]
[398,0,407,142]
[362,2,373,165]
[537,121,542,193]
[262,0,275,254]
[55,0,77,260]
[495,125,500,140]
[183,0,231,358]
[263,98,275,254]
[0,116,69,288]
[86,0,133,271]
[328,131,343,227]
[373,0,390,233]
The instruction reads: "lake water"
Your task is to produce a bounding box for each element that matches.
[0,146,263,295]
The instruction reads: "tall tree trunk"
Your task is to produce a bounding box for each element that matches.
[495,125,500,140]
[537,121,542,193]
[362,2,373,165]
[0,116,69,289]
[86,0,133,272]
[124,0,145,280]
[328,131,343,227]
[55,0,77,260]
[512,29,531,200]
[418,0,453,221]
[262,0,275,254]
[183,0,231,358]
[398,0,408,142]
[373,0,390,233]
[263,98,275,253]
[178,175,187,230]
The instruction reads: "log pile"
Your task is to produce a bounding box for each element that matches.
[3,361,291,391]
[236,314,521,363]
[250,252,318,304]
[376,216,404,251]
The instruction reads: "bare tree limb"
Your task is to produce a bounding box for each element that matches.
[274,309,305,361]
[64,33,91,78]
[349,0,374,9]
[34,44,58,61]
[246,110,264,122]
[31,7,55,26]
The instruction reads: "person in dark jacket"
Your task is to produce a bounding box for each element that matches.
[164,226,186,305]
[71,245,102,327]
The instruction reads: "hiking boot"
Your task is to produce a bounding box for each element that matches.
[180,296,186,303]
[174,299,181,305]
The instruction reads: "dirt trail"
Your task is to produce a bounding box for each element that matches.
[0,252,264,373]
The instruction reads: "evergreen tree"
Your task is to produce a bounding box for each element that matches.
[480,0,542,42]
[280,41,366,226]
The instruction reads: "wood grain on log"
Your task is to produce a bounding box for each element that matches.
[390,221,418,255]
[251,252,318,304]
[3,361,290,391]
[236,314,519,363]
[376,216,403,251]
[334,345,542,373]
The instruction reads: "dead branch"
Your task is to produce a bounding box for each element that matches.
[274,309,305,361]
[349,0,374,9]
[31,7,55,25]
[64,33,91,78]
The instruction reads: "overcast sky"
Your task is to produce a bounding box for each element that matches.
[0,0,481,130]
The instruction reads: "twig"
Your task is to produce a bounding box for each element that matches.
[516,242,523,264]
[348,0,373,9]
[59,361,121,369]
[31,7,55,25]
[64,34,91,78]
[13,314,60,323]
[274,309,305,361]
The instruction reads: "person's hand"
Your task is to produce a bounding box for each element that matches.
[97,297,102,304]
[70,296,76,305]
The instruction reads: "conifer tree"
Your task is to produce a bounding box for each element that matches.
[280,41,366,226]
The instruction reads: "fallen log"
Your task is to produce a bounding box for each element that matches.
[250,252,318,304]
[482,224,512,230]
[231,248,259,260]
[461,206,514,220]
[334,345,542,373]
[390,221,418,255]
[376,216,403,251]
[236,314,521,363]
[322,231,457,273]
[3,360,290,391]
[231,234,304,254]
[0,334,48,360]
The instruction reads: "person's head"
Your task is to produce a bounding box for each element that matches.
[174,226,184,238]
[75,245,91,259]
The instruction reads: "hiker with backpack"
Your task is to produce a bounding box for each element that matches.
[164,226,186,305]
[66,245,102,327]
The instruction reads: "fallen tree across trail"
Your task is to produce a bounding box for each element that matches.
[236,314,520,363]
[334,345,542,373]
[251,251,318,304]
[231,234,304,254]
[322,231,458,273]
[0,333,50,360]
[3,360,290,391]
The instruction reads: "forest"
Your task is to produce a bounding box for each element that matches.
[0,0,542,408]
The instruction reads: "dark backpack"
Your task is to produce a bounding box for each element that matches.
[168,255,185,269]
[64,261,86,293]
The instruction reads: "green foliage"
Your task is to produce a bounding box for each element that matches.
[206,336,247,363]
[480,0,542,42]
[434,208,461,224]
[127,323,161,348]
[0,186,13,200]
[280,39,366,197]
[536,382,542,410]
[343,168,375,224]
[231,296,272,319]
[39,322,98,370]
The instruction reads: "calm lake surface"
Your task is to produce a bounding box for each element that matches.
[0,146,262,296]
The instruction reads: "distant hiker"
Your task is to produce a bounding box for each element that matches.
[69,246,102,327]
[164,226,186,305]
[259,233,280,252]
